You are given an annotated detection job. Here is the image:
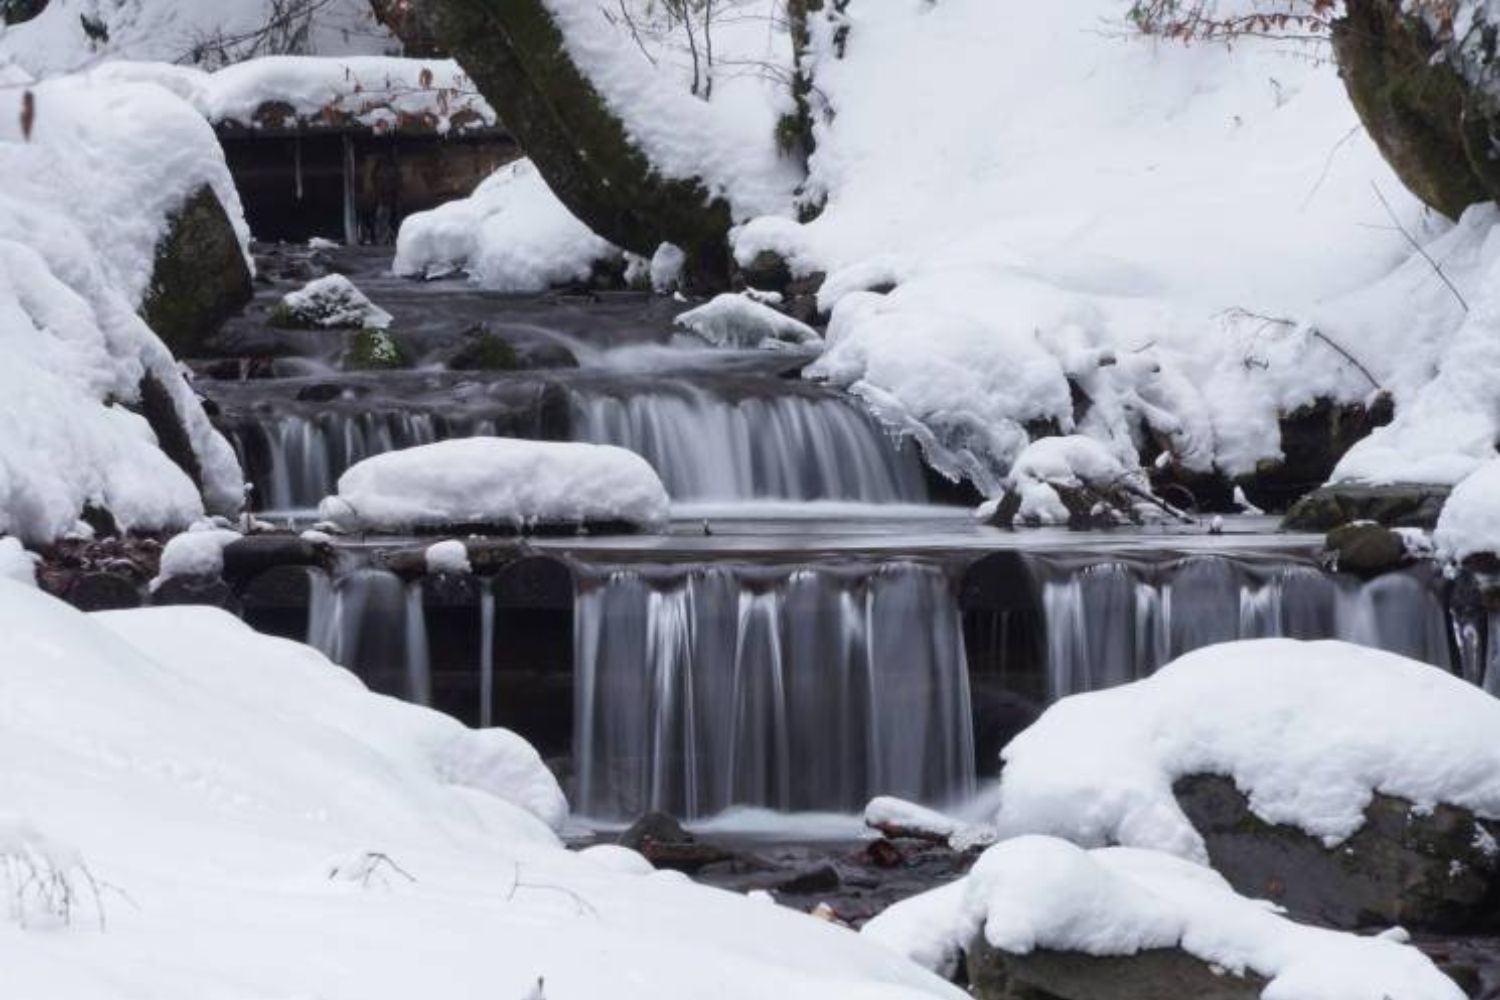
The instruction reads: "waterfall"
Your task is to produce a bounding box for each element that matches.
[1031,557,1453,699]
[307,568,432,706]
[478,589,496,728]
[571,389,928,504]
[573,562,976,819]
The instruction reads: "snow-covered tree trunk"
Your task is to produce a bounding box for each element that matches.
[392,0,738,289]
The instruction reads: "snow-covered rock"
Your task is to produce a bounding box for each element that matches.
[151,526,241,588]
[274,274,392,330]
[0,537,36,587]
[394,159,620,290]
[675,293,820,350]
[864,836,1463,1000]
[317,438,671,534]
[0,70,246,542]
[424,539,472,575]
[0,580,958,997]
[1434,457,1500,563]
[978,435,1149,527]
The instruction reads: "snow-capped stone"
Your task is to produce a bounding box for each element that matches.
[317,438,671,534]
[674,293,820,349]
[424,539,472,575]
[152,527,241,588]
[275,274,392,330]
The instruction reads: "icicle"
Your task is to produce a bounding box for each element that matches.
[341,133,358,246]
[478,588,495,728]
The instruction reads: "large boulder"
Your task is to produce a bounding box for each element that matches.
[967,938,1267,1000]
[1283,482,1450,530]
[1176,774,1500,933]
[140,185,253,357]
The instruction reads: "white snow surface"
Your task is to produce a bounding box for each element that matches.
[864,836,1463,1000]
[1435,457,1500,562]
[0,537,36,587]
[0,581,959,998]
[0,0,393,76]
[318,438,672,533]
[94,56,496,133]
[280,273,393,329]
[723,0,1446,495]
[675,292,820,349]
[0,71,246,542]
[395,159,619,290]
[424,538,472,575]
[977,435,1140,526]
[994,639,1500,858]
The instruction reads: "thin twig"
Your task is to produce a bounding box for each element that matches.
[1370,180,1468,312]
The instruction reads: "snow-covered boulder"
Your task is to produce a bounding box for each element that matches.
[978,435,1149,529]
[0,71,246,543]
[1435,457,1500,564]
[394,159,620,291]
[675,292,820,350]
[994,639,1500,931]
[317,438,671,535]
[0,579,961,997]
[151,526,242,589]
[864,836,1463,1000]
[424,539,472,575]
[272,274,393,330]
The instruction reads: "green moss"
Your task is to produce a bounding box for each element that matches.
[345,328,409,370]
[450,329,520,371]
[266,301,310,330]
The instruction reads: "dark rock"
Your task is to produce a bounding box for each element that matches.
[1175,773,1500,932]
[618,811,735,873]
[221,536,326,582]
[1240,395,1394,513]
[151,575,240,612]
[140,185,254,356]
[295,382,371,403]
[1283,482,1449,531]
[494,555,575,609]
[65,572,143,612]
[967,935,1269,1000]
[135,369,205,493]
[238,564,315,609]
[864,839,905,869]
[1326,521,1409,576]
[447,325,580,371]
[739,249,794,294]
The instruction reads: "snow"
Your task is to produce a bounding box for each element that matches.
[715,0,1436,496]
[152,526,241,587]
[95,56,497,133]
[0,580,960,998]
[675,292,820,349]
[977,435,1141,526]
[279,274,393,329]
[317,438,672,533]
[0,0,393,76]
[864,836,1463,1000]
[394,159,619,291]
[542,0,800,222]
[424,538,472,575]
[993,640,1500,859]
[0,70,246,542]
[650,242,686,292]
[1434,458,1500,562]
[0,538,36,587]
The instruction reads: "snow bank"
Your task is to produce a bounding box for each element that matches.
[96,56,496,134]
[993,640,1500,859]
[0,71,246,542]
[730,0,1432,495]
[1434,458,1500,562]
[0,0,392,76]
[318,438,671,533]
[542,0,800,221]
[0,580,959,998]
[864,836,1462,1000]
[278,274,393,329]
[0,538,36,587]
[152,526,241,587]
[424,538,472,575]
[394,159,619,290]
[676,292,820,349]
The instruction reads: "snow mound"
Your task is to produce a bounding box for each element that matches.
[865,836,1463,1000]
[994,639,1500,858]
[278,274,392,330]
[675,293,820,349]
[1434,457,1500,562]
[394,159,619,291]
[978,435,1141,526]
[152,526,241,587]
[318,438,671,533]
[424,539,472,575]
[0,580,960,997]
[0,71,246,542]
[430,727,568,833]
[0,538,36,587]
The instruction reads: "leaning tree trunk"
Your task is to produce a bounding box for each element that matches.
[384,0,738,290]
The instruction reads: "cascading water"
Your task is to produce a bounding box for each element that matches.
[307,568,432,706]
[1030,556,1453,699]
[570,389,928,504]
[572,561,976,819]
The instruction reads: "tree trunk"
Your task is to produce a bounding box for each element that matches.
[391,0,736,290]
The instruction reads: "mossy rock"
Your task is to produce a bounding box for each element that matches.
[266,301,313,331]
[1283,482,1449,530]
[967,933,1268,1000]
[343,328,409,370]
[140,185,253,357]
[448,328,521,371]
